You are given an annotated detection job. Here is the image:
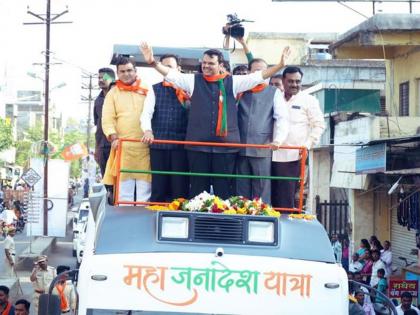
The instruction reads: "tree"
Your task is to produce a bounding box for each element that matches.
[0,118,13,152]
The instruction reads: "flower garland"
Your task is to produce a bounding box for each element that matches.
[147,192,280,217]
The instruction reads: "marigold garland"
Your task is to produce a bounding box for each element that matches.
[146,192,280,217]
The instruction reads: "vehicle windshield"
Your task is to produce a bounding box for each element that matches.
[78,209,89,222]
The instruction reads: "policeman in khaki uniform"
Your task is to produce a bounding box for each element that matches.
[30,255,56,314]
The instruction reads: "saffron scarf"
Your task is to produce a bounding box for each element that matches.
[203,73,229,137]
[115,78,148,95]
[55,282,69,311]
[236,83,268,101]
[162,81,190,107]
[1,302,12,315]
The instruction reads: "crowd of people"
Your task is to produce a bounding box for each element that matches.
[332,234,420,314]
[0,255,76,315]
[93,37,325,209]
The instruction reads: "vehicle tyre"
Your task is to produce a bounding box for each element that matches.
[72,249,77,257]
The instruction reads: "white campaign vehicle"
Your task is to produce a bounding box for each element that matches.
[75,221,87,265]
[68,186,348,315]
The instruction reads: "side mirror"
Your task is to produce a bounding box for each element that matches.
[38,294,61,315]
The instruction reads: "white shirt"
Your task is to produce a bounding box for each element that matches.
[141,77,290,146]
[396,304,420,315]
[272,91,326,162]
[381,249,392,277]
[0,210,17,225]
[370,259,386,287]
[349,261,363,273]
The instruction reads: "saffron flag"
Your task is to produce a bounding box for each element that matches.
[61,143,88,161]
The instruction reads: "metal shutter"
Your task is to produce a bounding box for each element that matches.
[391,206,417,269]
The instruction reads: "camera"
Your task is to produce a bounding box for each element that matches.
[222,13,245,38]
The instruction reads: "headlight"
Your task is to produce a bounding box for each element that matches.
[248,221,274,243]
[161,216,189,239]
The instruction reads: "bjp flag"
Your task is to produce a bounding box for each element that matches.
[61,143,88,161]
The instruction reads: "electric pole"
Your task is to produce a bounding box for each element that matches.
[24,0,72,236]
[81,73,98,154]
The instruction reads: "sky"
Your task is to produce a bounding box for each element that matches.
[1,0,419,121]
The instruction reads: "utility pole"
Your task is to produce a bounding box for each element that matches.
[24,0,72,236]
[81,74,98,154]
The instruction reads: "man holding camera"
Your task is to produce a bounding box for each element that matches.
[30,255,56,315]
[140,42,290,199]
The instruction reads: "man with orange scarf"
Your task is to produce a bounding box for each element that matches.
[141,43,290,199]
[102,57,151,202]
[52,266,76,314]
[141,54,189,202]
[0,286,15,315]
[236,58,289,203]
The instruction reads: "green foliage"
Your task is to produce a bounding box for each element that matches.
[15,119,93,179]
[0,118,13,152]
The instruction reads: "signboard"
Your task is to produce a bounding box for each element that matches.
[27,158,69,237]
[21,168,41,187]
[355,143,386,174]
[389,280,418,304]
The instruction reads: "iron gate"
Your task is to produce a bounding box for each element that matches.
[315,195,349,237]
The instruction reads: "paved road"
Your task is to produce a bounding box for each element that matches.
[0,193,82,313]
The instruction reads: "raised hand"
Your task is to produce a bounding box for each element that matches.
[140,42,154,64]
[280,46,291,67]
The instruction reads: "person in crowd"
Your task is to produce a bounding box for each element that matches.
[140,42,290,199]
[374,268,388,304]
[269,74,284,91]
[331,233,342,263]
[361,251,373,284]
[342,238,350,271]
[396,292,420,315]
[94,67,115,178]
[0,188,4,206]
[370,249,386,287]
[350,253,363,273]
[102,57,152,202]
[355,289,375,315]
[0,285,14,314]
[371,239,384,252]
[14,299,30,315]
[271,66,325,208]
[141,54,189,202]
[405,309,420,315]
[357,239,371,264]
[235,58,289,202]
[381,240,393,277]
[4,227,16,277]
[232,65,248,75]
[353,272,373,305]
[30,255,57,315]
[83,178,89,198]
[52,266,77,314]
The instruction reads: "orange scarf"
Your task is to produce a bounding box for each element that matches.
[236,83,268,101]
[203,73,229,137]
[115,78,148,95]
[162,81,190,106]
[55,282,69,311]
[1,302,12,315]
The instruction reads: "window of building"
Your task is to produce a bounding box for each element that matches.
[399,81,409,116]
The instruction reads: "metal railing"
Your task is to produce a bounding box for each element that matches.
[113,139,307,213]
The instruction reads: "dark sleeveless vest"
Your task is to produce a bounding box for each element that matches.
[151,83,188,149]
[238,86,276,157]
[187,74,239,153]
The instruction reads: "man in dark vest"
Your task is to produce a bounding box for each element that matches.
[141,54,189,202]
[236,58,289,203]
[94,67,115,177]
[140,42,290,199]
